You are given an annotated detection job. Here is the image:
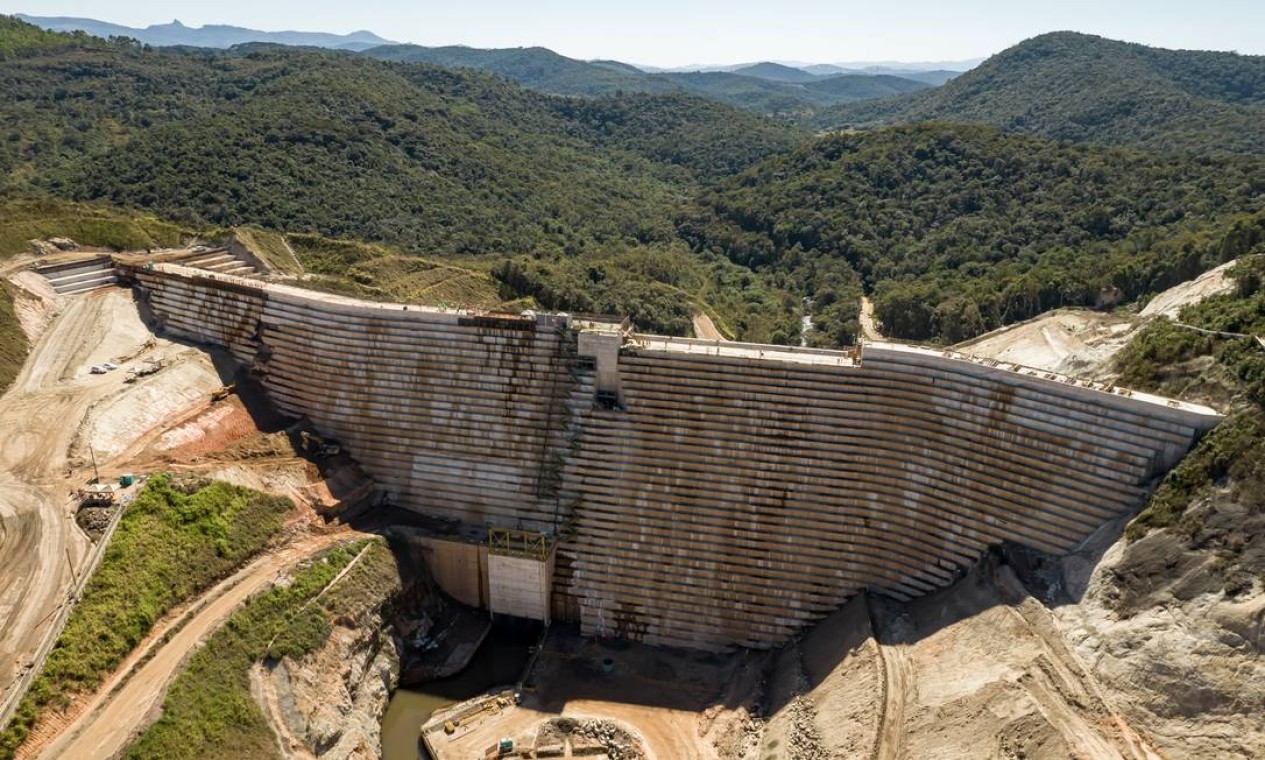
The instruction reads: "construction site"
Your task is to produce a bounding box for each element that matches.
[2,244,1255,760]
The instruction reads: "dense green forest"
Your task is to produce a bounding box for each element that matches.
[361,43,679,97]
[0,16,803,336]
[820,31,1265,154]
[1,16,1263,348]
[0,17,793,249]
[12,51,665,251]
[680,124,1265,343]
[0,14,63,57]
[549,94,805,182]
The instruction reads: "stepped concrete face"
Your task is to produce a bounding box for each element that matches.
[33,256,120,295]
[125,263,1220,650]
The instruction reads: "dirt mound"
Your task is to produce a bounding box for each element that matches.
[954,308,1138,379]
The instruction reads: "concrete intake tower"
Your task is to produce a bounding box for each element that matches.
[125,261,1219,651]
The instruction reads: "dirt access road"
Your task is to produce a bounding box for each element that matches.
[764,565,1159,760]
[0,287,222,716]
[34,531,365,760]
[691,313,725,341]
[859,296,883,341]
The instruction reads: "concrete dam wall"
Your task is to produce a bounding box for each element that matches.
[128,263,1220,650]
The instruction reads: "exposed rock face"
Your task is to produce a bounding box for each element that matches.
[6,270,61,343]
[255,608,400,760]
[1054,511,1265,759]
[249,540,450,759]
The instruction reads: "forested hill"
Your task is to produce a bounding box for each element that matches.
[0,16,808,340]
[0,18,797,252]
[680,124,1265,344]
[817,32,1265,154]
[361,44,678,97]
[4,16,1264,350]
[0,14,64,56]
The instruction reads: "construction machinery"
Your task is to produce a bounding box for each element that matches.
[441,694,513,735]
[124,358,164,383]
[210,384,236,402]
[299,430,341,459]
[78,483,115,507]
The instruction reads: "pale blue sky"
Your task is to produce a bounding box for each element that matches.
[5,1,1262,66]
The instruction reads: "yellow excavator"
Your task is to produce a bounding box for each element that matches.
[210,383,237,402]
[299,430,341,458]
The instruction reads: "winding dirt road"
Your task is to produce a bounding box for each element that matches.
[859,296,883,341]
[35,531,365,760]
[0,287,223,725]
[0,292,143,712]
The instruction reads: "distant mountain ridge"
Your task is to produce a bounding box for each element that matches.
[360,45,939,116]
[816,31,1265,154]
[731,62,821,83]
[639,57,983,74]
[12,14,961,111]
[14,14,394,50]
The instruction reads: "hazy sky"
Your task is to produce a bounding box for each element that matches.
[5,1,1263,66]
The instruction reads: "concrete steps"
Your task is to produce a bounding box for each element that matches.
[168,248,260,278]
[34,257,119,294]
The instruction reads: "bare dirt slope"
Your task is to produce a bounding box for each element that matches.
[947,258,1263,759]
[692,312,725,341]
[5,272,59,345]
[0,288,224,713]
[761,563,1158,760]
[953,309,1138,379]
[1139,258,1239,319]
[764,596,879,759]
[953,257,1249,381]
[1052,517,1265,759]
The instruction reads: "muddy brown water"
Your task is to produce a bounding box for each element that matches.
[381,626,535,760]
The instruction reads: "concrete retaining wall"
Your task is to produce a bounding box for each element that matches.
[128,263,1220,650]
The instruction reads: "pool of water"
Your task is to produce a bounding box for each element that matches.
[380,626,536,760]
